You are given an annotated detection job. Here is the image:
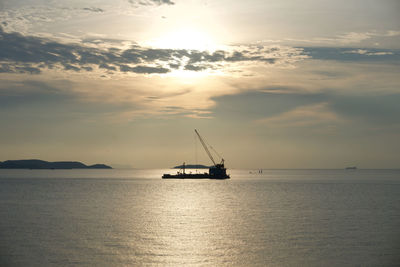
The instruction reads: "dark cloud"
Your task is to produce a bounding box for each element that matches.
[63,64,81,72]
[82,7,104,13]
[0,27,82,71]
[16,66,41,74]
[0,64,12,73]
[184,64,209,71]
[312,70,350,78]
[212,89,400,126]
[212,90,326,121]
[0,79,140,127]
[0,27,305,75]
[99,63,117,71]
[119,64,169,74]
[330,94,400,125]
[168,63,180,69]
[128,0,175,6]
[0,63,42,74]
[0,80,75,110]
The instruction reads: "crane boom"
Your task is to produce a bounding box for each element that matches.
[195,129,216,166]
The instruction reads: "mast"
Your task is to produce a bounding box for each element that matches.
[194,129,216,166]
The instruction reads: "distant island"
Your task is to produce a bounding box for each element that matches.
[173,164,210,169]
[0,159,112,169]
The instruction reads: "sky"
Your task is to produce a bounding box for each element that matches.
[0,0,399,169]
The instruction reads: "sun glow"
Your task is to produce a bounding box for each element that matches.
[148,28,219,51]
[166,69,212,83]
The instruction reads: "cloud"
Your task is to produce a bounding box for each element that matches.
[82,7,105,13]
[0,27,308,76]
[385,30,400,37]
[0,79,77,113]
[255,102,341,127]
[283,30,400,47]
[211,90,327,122]
[155,105,212,119]
[0,64,42,74]
[0,1,177,36]
[342,49,394,56]
[184,64,211,71]
[302,47,400,62]
[213,89,400,128]
[330,94,400,125]
[128,0,175,6]
[0,5,107,34]
[119,64,169,74]
[284,32,374,46]
[336,32,374,44]
[146,89,192,100]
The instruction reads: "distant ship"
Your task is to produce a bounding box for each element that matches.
[162,129,230,179]
[345,166,357,170]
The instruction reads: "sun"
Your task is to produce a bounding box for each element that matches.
[147,27,219,51]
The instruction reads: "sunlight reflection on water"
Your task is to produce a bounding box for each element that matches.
[0,169,399,266]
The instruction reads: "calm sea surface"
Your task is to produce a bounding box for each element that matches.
[0,169,399,266]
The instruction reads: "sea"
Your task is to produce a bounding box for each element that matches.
[0,169,399,266]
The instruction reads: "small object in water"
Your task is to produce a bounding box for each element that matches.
[345,166,357,170]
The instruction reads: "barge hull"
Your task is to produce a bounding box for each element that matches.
[162,173,229,179]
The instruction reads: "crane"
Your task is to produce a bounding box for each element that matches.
[162,129,229,179]
[194,129,224,167]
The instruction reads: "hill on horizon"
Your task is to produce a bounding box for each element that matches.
[173,164,210,169]
[0,159,112,169]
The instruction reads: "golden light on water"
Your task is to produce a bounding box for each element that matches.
[143,182,221,264]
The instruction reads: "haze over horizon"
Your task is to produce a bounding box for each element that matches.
[1,0,399,169]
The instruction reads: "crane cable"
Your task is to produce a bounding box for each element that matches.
[203,135,224,164]
[195,131,198,173]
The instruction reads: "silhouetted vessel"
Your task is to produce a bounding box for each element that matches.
[345,166,357,170]
[162,130,230,179]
